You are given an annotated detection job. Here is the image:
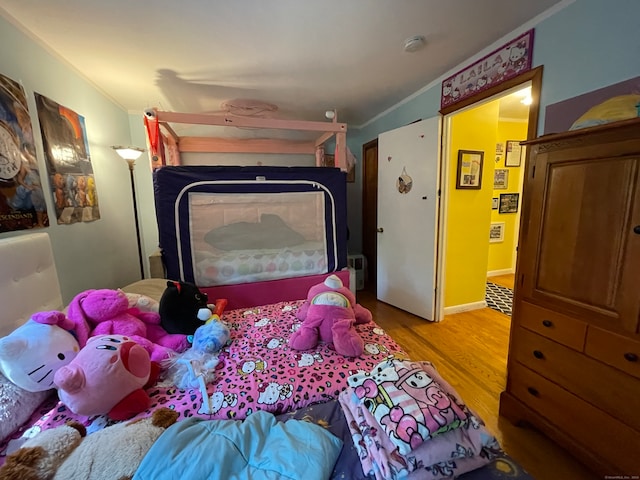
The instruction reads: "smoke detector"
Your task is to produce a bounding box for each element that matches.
[403,35,426,53]
[220,99,278,117]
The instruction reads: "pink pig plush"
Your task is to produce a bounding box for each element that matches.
[289,274,372,357]
[66,289,189,362]
[54,335,156,420]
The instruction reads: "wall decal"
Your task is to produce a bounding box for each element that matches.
[441,29,534,109]
[397,167,412,194]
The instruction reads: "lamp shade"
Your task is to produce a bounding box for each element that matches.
[112,145,145,161]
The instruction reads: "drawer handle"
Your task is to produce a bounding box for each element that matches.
[624,352,638,362]
[527,387,539,397]
[533,350,545,359]
[542,319,553,328]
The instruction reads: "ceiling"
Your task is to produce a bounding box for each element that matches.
[0,1,562,128]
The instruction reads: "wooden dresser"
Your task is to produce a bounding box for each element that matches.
[499,118,640,476]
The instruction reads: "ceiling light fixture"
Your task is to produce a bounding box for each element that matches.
[520,96,533,106]
[403,35,426,53]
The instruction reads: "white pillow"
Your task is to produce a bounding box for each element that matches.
[0,372,49,442]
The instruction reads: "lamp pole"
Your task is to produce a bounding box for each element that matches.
[127,158,145,280]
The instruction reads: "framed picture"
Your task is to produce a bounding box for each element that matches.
[499,193,520,213]
[324,154,355,182]
[505,140,523,167]
[492,197,499,209]
[456,150,484,189]
[322,154,335,168]
[346,166,355,183]
[494,169,509,189]
[489,222,505,242]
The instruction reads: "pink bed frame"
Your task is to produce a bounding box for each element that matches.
[200,269,350,310]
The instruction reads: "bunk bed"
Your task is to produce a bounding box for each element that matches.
[145,108,353,308]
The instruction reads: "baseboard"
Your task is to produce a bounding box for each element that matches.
[487,268,515,277]
[443,300,487,315]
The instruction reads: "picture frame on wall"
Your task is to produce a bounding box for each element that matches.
[494,169,509,189]
[322,154,335,168]
[456,149,484,189]
[505,140,523,167]
[499,193,520,213]
[489,222,505,242]
[324,154,355,182]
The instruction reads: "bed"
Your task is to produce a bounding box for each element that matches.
[0,232,535,479]
[154,165,348,292]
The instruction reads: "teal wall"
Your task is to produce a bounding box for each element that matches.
[345,0,640,253]
[0,15,139,302]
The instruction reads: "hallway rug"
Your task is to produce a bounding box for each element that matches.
[485,282,513,316]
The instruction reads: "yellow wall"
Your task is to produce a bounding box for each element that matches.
[445,101,498,307]
[487,121,528,273]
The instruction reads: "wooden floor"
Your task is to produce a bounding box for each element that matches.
[357,287,600,480]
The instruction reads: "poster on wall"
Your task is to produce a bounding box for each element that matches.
[0,73,49,232]
[35,93,100,225]
[543,75,640,134]
[441,29,534,109]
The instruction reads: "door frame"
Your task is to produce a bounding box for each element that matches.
[360,66,543,319]
[435,66,543,319]
[361,138,378,293]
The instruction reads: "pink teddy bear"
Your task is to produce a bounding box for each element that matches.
[289,274,372,357]
[66,289,189,363]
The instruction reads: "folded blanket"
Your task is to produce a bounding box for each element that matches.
[133,410,343,480]
[340,389,498,480]
[347,359,470,454]
[340,360,501,480]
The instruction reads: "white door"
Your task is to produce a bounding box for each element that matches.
[377,117,440,320]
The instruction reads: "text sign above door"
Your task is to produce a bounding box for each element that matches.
[441,29,534,109]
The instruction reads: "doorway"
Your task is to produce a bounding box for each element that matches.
[440,85,530,316]
[361,67,543,320]
[362,139,378,294]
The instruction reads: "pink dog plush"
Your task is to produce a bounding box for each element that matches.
[289,274,372,357]
[54,335,156,420]
[66,289,189,363]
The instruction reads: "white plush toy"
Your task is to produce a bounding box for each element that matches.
[0,311,80,392]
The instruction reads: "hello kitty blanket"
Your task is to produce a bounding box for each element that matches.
[1,299,407,462]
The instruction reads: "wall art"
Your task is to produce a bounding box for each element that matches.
[35,93,100,225]
[0,73,49,232]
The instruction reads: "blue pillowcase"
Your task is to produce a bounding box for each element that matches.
[134,410,343,480]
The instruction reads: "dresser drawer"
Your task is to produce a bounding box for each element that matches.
[508,363,640,474]
[517,302,586,351]
[511,326,640,432]
[585,326,640,380]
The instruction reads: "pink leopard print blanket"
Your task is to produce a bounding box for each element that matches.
[1,299,406,463]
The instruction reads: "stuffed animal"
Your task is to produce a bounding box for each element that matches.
[66,289,189,362]
[0,408,178,480]
[0,420,86,480]
[123,290,159,313]
[161,300,230,392]
[0,311,80,392]
[0,373,50,442]
[54,335,158,421]
[289,274,372,357]
[159,280,210,335]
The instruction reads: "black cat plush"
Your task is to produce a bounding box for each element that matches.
[159,281,209,335]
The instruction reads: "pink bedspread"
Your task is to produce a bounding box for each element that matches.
[1,299,406,461]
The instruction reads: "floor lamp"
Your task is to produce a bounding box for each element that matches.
[112,145,146,280]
